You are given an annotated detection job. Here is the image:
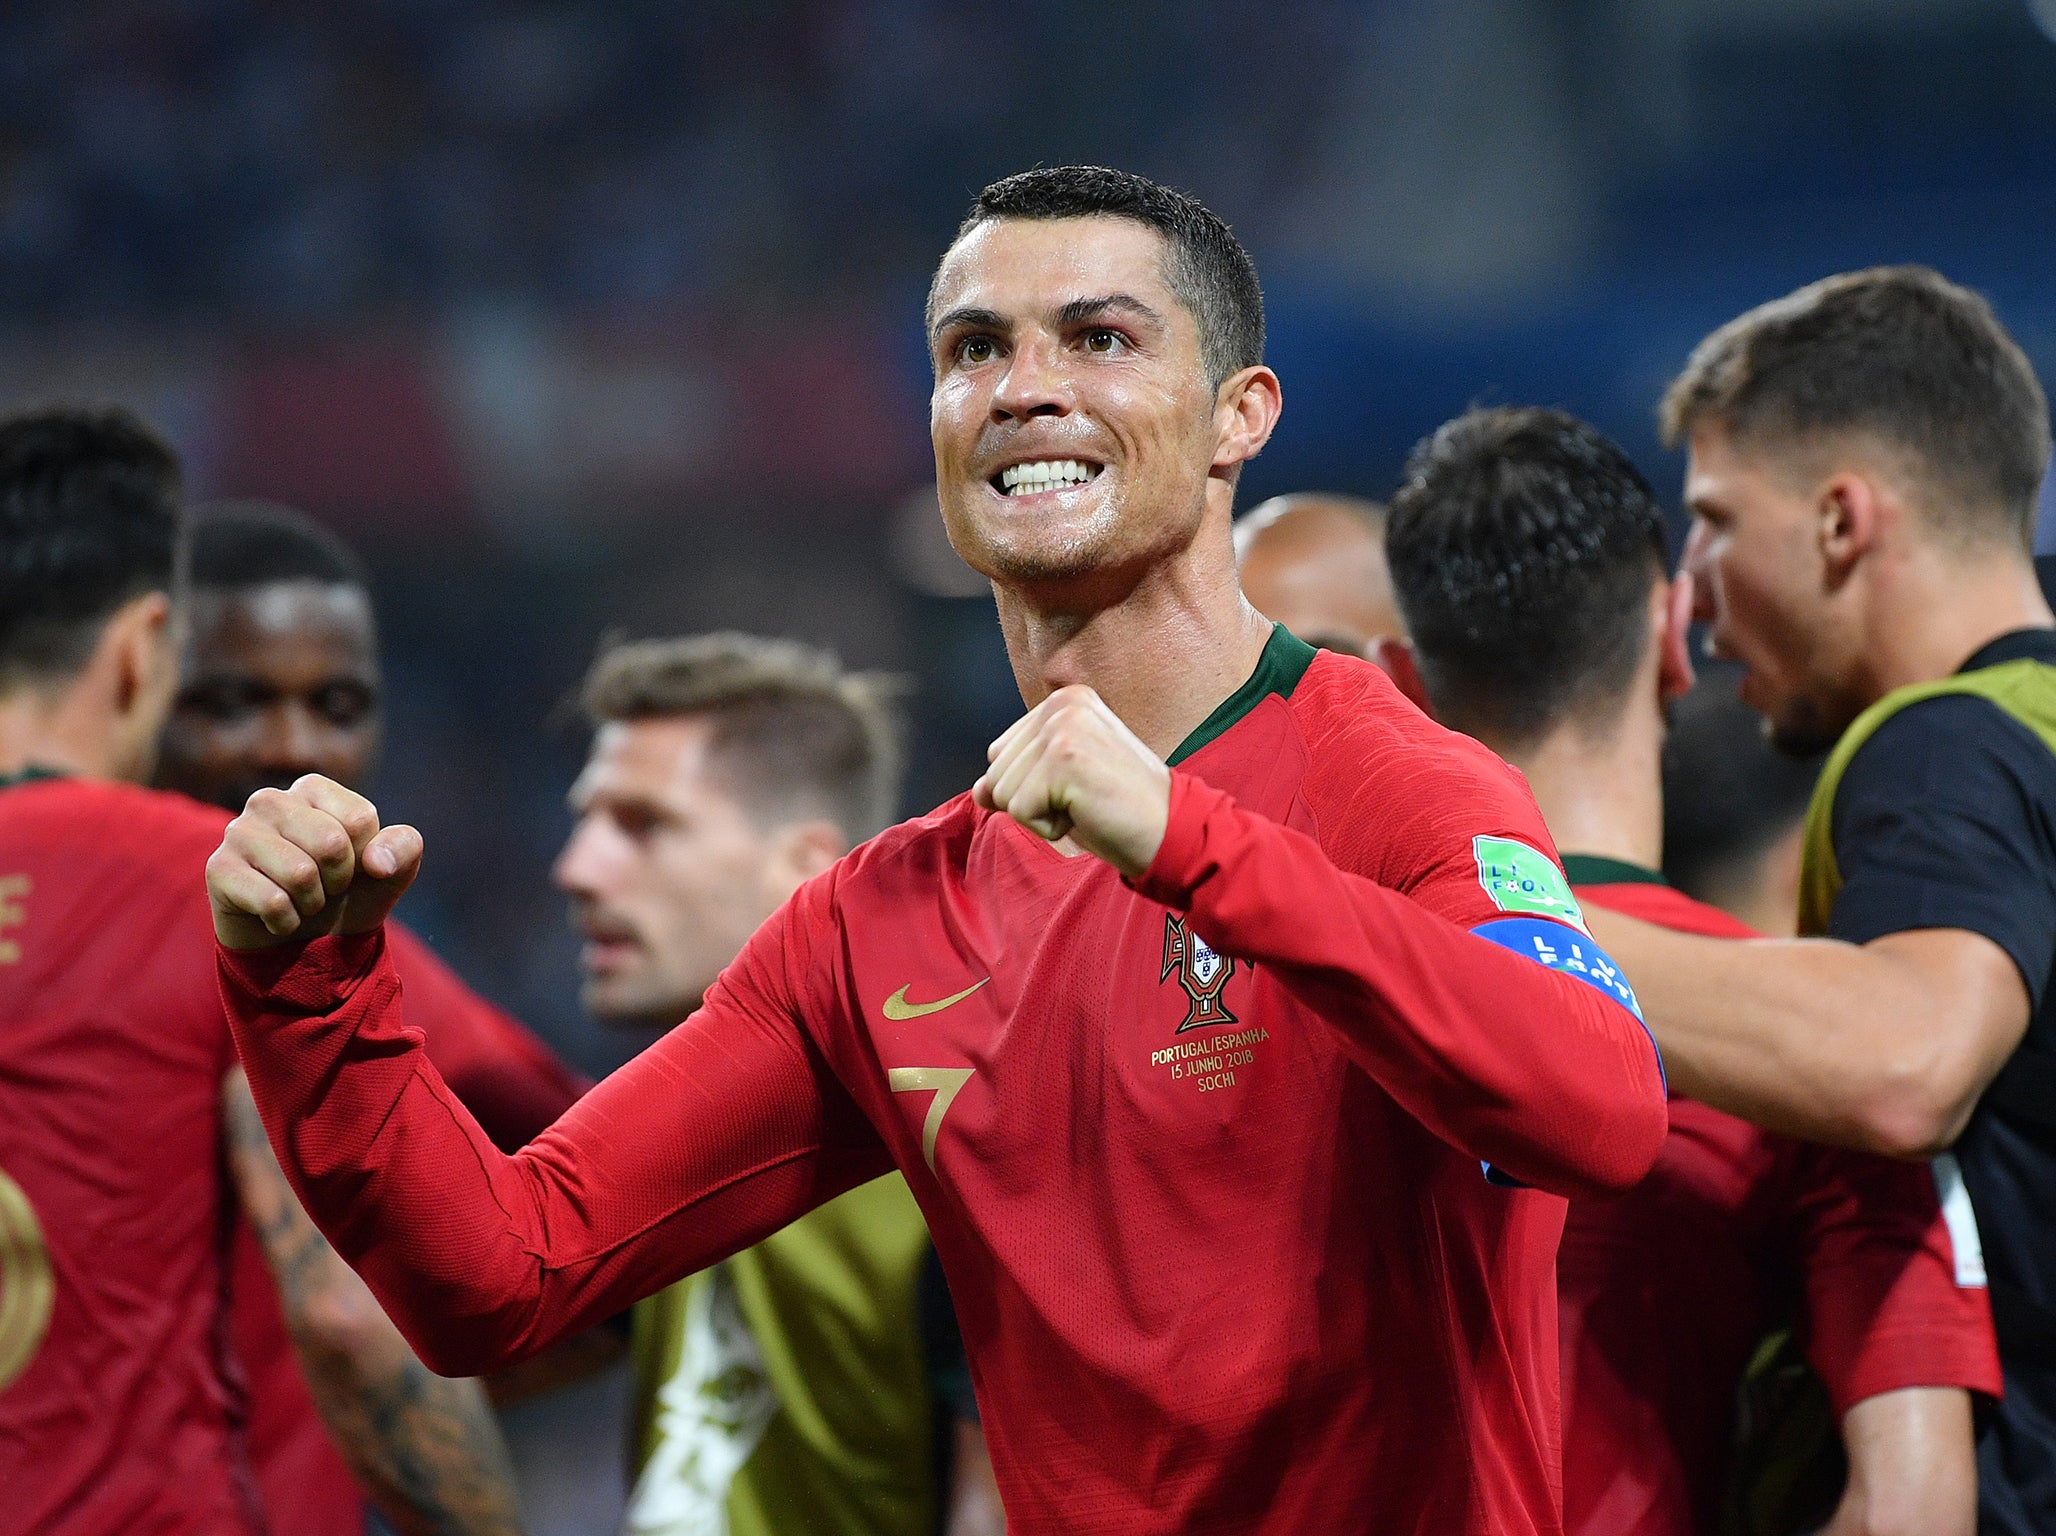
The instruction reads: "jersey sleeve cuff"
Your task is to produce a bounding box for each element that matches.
[1129,770,1232,908]
[217,928,390,1017]
[1812,1323,2006,1419]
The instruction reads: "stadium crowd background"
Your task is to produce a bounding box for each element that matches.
[4,2,2056,1527]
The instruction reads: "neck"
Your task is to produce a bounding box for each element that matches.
[0,684,119,782]
[1860,542,2054,699]
[991,511,1272,758]
[1498,697,1664,872]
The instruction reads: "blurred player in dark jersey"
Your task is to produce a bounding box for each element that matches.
[0,405,524,1534]
[149,501,586,1536]
[1381,404,1997,1535]
[1587,268,2056,1532]
[1232,492,1400,656]
[1660,678,1819,938]
[210,166,1667,1535]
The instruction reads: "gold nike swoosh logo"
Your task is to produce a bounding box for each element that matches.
[882,978,990,1021]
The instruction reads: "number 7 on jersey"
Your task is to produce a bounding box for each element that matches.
[888,1067,974,1174]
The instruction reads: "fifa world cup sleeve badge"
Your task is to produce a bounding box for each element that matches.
[1162,914,1238,1032]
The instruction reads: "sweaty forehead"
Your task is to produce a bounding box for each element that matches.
[190,582,377,670]
[929,215,1185,328]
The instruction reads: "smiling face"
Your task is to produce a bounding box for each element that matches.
[553,716,804,1026]
[1680,424,1870,753]
[927,216,1236,595]
[157,581,383,811]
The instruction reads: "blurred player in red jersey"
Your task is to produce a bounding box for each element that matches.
[0,406,525,1534]
[207,167,1668,1536]
[1231,492,1400,657]
[1379,405,1998,1535]
[150,502,589,1536]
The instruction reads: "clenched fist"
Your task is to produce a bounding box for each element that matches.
[972,685,1171,879]
[207,775,424,951]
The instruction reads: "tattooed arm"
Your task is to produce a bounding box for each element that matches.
[222,1069,526,1536]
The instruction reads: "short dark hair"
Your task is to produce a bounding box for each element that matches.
[582,633,905,840]
[939,165,1264,387]
[1387,407,1667,747]
[1662,674,1821,900]
[190,501,370,591]
[1662,266,2051,543]
[0,403,185,687]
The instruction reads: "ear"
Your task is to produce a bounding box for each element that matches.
[1210,365,1283,475]
[1817,471,1884,584]
[107,591,175,717]
[1656,572,1696,702]
[768,819,847,896]
[1372,636,1434,717]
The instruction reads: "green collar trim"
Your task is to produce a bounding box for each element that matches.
[1167,624,1319,766]
[0,766,66,792]
[1560,853,1668,888]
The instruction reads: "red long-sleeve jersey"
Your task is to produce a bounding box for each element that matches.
[223,635,1667,1535]
[229,921,589,1536]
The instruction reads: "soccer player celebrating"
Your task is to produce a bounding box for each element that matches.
[1379,404,1997,1536]
[146,502,587,1536]
[551,633,950,1536]
[1232,492,1400,656]
[1573,268,2056,1532]
[0,406,523,1534]
[207,167,1667,1534]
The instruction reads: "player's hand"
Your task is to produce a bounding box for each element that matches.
[973,685,1171,879]
[207,775,423,951]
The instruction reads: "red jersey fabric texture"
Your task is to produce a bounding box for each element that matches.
[229,920,589,1536]
[1559,875,2002,1536]
[0,777,258,1536]
[221,642,1669,1535]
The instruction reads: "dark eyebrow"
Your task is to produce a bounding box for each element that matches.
[929,306,1009,342]
[1053,294,1165,331]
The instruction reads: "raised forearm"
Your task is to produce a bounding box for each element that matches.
[1586,911,2024,1156]
[224,1071,525,1536]
[1818,1387,1975,1536]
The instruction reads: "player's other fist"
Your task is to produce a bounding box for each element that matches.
[973,685,1171,879]
[207,775,423,951]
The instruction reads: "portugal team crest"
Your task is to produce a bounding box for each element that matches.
[1161,915,1237,1032]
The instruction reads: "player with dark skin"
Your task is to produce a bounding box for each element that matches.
[1233,493,1401,657]
[157,538,381,810]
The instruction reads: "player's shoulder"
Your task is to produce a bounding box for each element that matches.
[1848,688,2056,792]
[830,791,983,893]
[2,776,230,865]
[1286,649,1540,811]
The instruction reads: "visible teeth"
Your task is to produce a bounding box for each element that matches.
[1000,459,1098,495]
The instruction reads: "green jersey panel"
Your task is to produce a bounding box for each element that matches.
[627,1173,936,1536]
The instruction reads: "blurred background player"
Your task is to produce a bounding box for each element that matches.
[1381,404,1998,1536]
[1231,493,1400,657]
[0,403,525,1535]
[1659,678,1820,938]
[151,500,591,1536]
[1587,267,2056,1532]
[550,633,970,1536]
